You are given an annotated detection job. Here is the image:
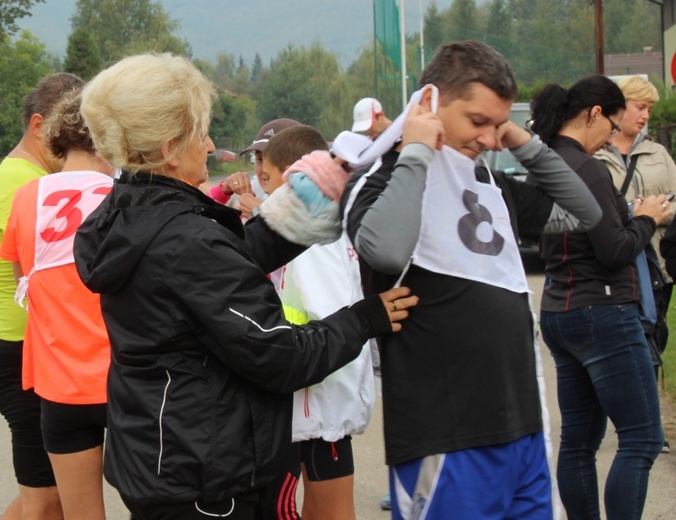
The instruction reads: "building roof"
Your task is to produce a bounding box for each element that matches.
[605,52,663,82]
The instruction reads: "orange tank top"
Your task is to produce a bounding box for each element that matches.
[0,171,113,404]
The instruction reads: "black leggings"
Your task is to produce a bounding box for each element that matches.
[0,340,56,487]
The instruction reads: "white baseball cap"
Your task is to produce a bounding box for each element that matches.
[352,97,383,133]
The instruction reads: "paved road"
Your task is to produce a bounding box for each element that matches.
[2,272,675,518]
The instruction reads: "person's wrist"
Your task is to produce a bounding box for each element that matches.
[250,205,261,217]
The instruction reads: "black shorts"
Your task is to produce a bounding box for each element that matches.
[40,399,107,454]
[0,340,56,487]
[300,436,354,481]
[122,495,256,520]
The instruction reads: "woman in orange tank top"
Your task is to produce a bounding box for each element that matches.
[0,89,115,520]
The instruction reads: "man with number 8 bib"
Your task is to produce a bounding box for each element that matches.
[339,41,603,519]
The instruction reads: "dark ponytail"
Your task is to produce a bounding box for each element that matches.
[530,75,626,146]
[530,84,568,146]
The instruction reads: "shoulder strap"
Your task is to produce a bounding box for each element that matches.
[620,155,639,196]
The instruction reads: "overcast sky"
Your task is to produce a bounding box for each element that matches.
[16,0,462,68]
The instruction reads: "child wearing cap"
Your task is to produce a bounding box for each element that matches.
[208,119,301,218]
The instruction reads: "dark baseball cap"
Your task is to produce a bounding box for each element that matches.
[241,118,301,154]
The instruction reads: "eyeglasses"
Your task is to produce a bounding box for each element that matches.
[604,114,622,137]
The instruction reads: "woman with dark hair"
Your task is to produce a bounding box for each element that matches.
[530,75,669,520]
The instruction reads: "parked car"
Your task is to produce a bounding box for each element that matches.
[211,148,238,163]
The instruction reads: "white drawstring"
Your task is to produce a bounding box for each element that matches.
[14,275,29,310]
[194,498,235,517]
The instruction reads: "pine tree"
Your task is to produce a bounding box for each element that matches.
[250,52,262,83]
[63,27,102,80]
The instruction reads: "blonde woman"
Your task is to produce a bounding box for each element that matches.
[595,76,676,454]
[72,53,416,520]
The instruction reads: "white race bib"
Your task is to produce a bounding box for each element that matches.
[411,146,530,294]
[15,171,113,308]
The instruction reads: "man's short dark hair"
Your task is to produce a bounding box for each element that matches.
[419,40,518,104]
[22,72,84,129]
[263,125,328,171]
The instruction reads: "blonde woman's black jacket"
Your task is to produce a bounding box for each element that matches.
[73,172,391,505]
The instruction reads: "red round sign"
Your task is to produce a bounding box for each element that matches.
[671,52,676,84]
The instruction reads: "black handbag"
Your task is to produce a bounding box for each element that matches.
[622,155,669,366]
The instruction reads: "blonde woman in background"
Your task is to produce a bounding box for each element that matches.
[595,76,676,454]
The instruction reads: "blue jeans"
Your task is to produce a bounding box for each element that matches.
[541,304,663,520]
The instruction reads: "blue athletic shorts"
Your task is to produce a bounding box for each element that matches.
[389,432,552,520]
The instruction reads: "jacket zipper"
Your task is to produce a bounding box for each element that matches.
[157,370,172,475]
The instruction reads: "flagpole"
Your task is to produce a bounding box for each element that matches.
[419,0,424,70]
[400,0,407,110]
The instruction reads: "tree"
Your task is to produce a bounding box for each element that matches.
[256,44,327,128]
[503,0,593,84]
[71,0,189,64]
[231,60,250,94]
[305,43,353,139]
[63,27,101,80]
[604,0,661,54]
[508,0,537,21]
[484,0,512,49]
[445,0,479,42]
[0,30,53,155]
[250,52,262,83]
[199,52,252,95]
[565,0,595,78]
[0,0,44,37]
[424,2,443,59]
[209,53,236,84]
[210,91,258,151]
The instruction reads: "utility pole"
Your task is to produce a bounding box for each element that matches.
[595,0,604,74]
